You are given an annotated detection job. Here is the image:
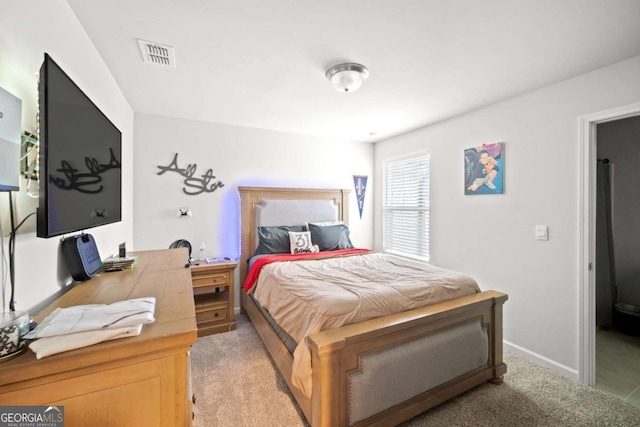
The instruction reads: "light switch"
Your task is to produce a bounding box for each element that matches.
[536,225,548,241]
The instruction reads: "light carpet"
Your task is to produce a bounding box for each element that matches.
[191,316,640,426]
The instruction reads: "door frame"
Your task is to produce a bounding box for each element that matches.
[578,102,640,385]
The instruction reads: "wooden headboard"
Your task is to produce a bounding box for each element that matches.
[237,187,350,285]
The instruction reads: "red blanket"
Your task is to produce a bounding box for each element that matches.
[243,248,373,292]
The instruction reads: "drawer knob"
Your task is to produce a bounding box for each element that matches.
[214,312,219,318]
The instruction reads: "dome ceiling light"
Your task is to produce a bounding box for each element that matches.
[326,63,369,93]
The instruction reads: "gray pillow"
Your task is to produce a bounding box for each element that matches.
[308,223,354,251]
[254,225,307,255]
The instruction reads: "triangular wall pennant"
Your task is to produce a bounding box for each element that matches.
[353,175,368,219]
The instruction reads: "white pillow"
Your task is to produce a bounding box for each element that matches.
[288,231,319,254]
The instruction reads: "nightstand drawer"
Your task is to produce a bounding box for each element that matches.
[196,305,228,323]
[192,272,229,287]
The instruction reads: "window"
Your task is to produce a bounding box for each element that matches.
[383,153,430,262]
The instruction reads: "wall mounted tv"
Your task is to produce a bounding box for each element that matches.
[37,53,122,238]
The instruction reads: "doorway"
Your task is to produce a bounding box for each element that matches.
[592,116,640,408]
[579,102,640,389]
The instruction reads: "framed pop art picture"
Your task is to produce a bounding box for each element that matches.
[464,142,504,195]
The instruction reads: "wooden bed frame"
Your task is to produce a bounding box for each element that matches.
[238,186,508,427]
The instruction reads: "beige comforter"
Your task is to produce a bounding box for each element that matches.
[251,252,480,398]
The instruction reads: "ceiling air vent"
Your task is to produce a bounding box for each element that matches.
[137,39,175,67]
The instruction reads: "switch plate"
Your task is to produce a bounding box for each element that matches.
[536,225,548,241]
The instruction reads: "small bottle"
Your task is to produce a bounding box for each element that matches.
[199,242,206,260]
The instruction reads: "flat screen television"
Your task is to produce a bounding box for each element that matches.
[37,53,122,238]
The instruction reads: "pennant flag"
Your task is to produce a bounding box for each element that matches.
[353,175,368,219]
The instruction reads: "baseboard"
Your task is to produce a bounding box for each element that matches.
[504,340,579,381]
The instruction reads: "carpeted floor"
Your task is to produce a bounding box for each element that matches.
[191,316,640,426]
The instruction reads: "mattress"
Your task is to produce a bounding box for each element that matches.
[248,293,298,354]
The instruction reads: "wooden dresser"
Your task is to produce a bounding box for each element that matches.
[190,261,237,337]
[0,249,198,426]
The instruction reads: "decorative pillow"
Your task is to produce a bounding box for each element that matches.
[288,231,319,254]
[308,223,354,251]
[254,225,307,256]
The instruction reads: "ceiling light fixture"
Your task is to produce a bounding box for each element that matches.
[326,63,369,93]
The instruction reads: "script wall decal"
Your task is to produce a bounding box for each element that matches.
[157,153,225,195]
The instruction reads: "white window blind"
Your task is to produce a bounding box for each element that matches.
[383,153,430,262]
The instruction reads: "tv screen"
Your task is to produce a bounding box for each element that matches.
[37,54,122,238]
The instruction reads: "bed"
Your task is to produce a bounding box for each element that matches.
[238,186,508,427]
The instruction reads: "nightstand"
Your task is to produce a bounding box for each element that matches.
[190,261,237,337]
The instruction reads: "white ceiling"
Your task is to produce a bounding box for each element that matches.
[66,0,640,143]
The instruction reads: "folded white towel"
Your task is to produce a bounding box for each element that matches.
[25,297,156,339]
[29,324,143,359]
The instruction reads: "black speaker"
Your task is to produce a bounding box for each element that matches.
[169,239,192,256]
[62,233,102,281]
[169,239,193,268]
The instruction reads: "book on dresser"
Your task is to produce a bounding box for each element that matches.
[101,255,137,271]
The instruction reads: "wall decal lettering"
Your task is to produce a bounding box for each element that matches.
[157,153,225,195]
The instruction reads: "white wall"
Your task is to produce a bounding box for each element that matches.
[0,0,134,313]
[374,55,640,377]
[133,114,374,309]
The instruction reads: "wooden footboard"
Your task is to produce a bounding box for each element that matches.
[242,290,507,427]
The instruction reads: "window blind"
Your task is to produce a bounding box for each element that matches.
[383,153,430,261]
